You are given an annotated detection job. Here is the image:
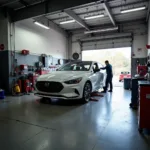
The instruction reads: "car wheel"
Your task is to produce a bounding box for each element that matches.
[82,82,92,103]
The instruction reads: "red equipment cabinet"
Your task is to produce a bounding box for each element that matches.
[37,70,49,75]
[18,79,22,93]
[137,65,147,77]
[138,81,150,133]
[23,79,30,93]
[19,79,30,93]
[20,65,28,70]
[28,74,39,87]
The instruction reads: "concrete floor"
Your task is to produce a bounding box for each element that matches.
[0,87,150,150]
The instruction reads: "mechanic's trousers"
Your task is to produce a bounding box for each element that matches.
[104,76,113,92]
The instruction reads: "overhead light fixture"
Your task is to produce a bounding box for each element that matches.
[121,6,146,14]
[34,21,50,29]
[84,26,118,34]
[60,20,75,24]
[85,14,104,20]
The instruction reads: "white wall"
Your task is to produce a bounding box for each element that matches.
[132,35,147,58]
[15,19,68,59]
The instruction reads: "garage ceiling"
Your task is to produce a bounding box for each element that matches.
[0,0,149,31]
[46,0,148,30]
[0,0,43,9]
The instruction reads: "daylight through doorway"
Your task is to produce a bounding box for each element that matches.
[82,47,131,87]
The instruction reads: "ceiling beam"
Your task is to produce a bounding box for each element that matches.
[0,0,19,8]
[103,1,116,26]
[80,33,132,42]
[64,9,90,31]
[19,0,29,7]
[12,0,98,22]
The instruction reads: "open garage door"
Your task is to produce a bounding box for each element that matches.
[82,47,131,87]
[81,33,132,51]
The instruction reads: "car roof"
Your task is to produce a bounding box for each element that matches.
[70,60,94,63]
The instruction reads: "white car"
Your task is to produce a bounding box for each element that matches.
[35,61,106,102]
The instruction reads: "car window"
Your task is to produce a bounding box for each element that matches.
[92,63,99,72]
[58,61,92,71]
[98,63,103,68]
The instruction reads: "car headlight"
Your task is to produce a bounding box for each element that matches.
[64,77,82,84]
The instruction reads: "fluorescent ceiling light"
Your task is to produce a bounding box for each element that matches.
[121,6,146,13]
[60,20,75,24]
[34,21,50,29]
[85,14,104,20]
[84,26,118,34]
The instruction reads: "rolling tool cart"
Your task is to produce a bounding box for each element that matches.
[130,78,146,109]
[138,81,150,133]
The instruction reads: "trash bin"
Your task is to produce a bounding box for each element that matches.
[124,78,131,90]
[0,89,5,99]
[130,78,146,109]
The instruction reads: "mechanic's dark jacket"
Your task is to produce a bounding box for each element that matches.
[101,64,113,77]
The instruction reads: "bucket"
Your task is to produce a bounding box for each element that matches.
[0,89,5,99]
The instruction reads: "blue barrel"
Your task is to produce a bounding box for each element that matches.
[124,78,131,90]
[0,90,5,99]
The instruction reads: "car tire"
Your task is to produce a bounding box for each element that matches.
[82,82,92,103]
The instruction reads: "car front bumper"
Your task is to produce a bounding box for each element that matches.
[35,83,84,100]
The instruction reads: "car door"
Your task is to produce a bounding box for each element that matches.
[90,63,99,91]
[98,63,106,88]
[90,62,102,90]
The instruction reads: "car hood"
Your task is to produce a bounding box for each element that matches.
[37,71,90,82]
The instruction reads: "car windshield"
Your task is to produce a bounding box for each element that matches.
[58,61,92,71]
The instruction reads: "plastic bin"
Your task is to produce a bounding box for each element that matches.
[0,90,5,99]
[124,78,131,90]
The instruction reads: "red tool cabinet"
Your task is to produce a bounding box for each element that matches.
[137,66,147,77]
[138,81,150,133]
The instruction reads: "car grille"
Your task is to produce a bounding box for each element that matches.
[36,81,63,93]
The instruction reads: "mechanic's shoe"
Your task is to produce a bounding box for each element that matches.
[101,91,107,93]
[108,90,113,92]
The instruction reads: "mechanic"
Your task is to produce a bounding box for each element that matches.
[101,60,113,93]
